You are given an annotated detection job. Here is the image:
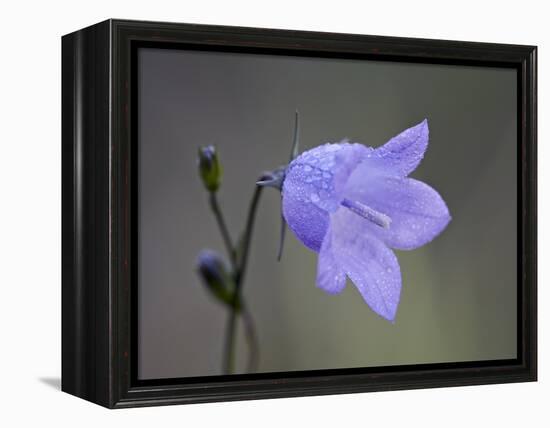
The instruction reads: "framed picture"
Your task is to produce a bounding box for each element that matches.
[61,19,537,408]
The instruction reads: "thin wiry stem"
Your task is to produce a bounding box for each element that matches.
[241,303,259,372]
[208,191,238,374]
[222,307,237,374]
[235,185,263,285]
[222,303,259,374]
[215,185,263,375]
[222,185,263,375]
[209,192,237,266]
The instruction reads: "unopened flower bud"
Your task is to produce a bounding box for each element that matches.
[198,145,222,192]
[197,249,236,307]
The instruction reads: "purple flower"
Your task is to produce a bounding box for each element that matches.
[282,119,451,322]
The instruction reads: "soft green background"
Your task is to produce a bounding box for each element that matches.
[138,48,517,379]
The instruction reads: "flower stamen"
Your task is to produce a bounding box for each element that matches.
[341,198,391,229]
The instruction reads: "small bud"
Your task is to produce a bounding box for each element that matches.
[196,249,238,308]
[198,145,222,192]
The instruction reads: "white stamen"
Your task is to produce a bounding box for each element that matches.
[341,198,392,229]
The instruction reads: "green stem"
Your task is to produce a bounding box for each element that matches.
[209,192,237,266]
[235,186,263,285]
[222,307,237,374]
[242,303,259,372]
[208,191,238,374]
[222,303,258,374]
[221,185,263,374]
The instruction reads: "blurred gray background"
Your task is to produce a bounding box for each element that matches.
[137,47,517,379]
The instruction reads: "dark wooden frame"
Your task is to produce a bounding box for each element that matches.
[62,19,537,408]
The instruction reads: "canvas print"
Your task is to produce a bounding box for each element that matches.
[137,48,517,379]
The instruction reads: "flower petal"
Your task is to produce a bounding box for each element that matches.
[346,175,451,250]
[316,226,347,294]
[331,209,402,322]
[361,119,429,177]
[282,142,368,252]
[282,186,329,252]
[284,142,369,213]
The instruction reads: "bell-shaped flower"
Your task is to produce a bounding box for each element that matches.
[282,119,451,322]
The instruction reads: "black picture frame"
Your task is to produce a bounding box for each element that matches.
[62,19,537,408]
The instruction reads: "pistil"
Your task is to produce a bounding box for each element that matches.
[341,198,391,229]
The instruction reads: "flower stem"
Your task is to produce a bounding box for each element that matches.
[211,186,263,375]
[242,303,259,372]
[209,192,236,266]
[222,303,258,374]
[222,308,237,374]
[235,186,263,285]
